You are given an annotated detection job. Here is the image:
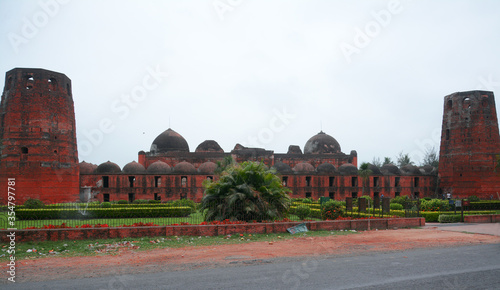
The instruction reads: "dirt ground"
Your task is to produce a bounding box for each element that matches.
[6,227,500,283]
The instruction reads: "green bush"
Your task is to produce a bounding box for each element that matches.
[421,199,451,211]
[390,203,404,210]
[390,196,410,205]
[15,206,192,220]
[100,202,111,208]
[132,199,149,204]
[24,198,44,209]
[148,199,161,204]
[438,214,462,223]
[301,198,313,204]
[170,199,196,211]
[117,200,128,204]
[295,205,311,220]
[469,201,500,210]
[468,195,480,202]
[321,200,344,220]
[422,197,432,201]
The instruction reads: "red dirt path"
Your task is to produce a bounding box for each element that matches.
[7,228,500,283]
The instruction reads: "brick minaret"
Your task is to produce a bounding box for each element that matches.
[0,68,80,204]
[438,90,500,199]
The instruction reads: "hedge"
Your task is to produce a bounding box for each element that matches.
[15,206,192,220]
[421,211,496,222]
[469,201,500,210]
[438,214,462,223]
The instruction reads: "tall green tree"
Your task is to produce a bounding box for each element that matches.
[383,157,394,166]
[201,161,291,222]
[358,162,372,196]
[396,152,414,167]
[371,157,382,168]
[421,146,439,168]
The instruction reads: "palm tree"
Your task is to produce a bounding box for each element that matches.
[397,152,414,167]
[383,157,394,165]
[201,161,291,222]
[358,162,372,196]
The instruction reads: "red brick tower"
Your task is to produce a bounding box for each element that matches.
[0,68,80,204]
[438,90,500,199]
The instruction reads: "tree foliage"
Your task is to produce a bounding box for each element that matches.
[383,157,394,166]
[421,146,439,168]
[396,151,414,167]
[201,161,291,222]
[371,157,382,168]
[358,162,372,195]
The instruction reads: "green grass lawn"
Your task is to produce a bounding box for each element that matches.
[0,229,356,261]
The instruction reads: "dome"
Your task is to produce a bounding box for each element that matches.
[150,128,189,153]
[381,164,401,175]
[195,140,224,153]
[420,165,437,175]
[293,162,315,173]
[316,163,337,173]
[400,165,421,175]
[272,162,293,173]
[339,163,358,175]
[146,161,171,174]
[174,161,196,173]
[367,164,382,175]
[198,161,217,174]
[95,161,121,174]
[287,145,303,154]
[304,131,341,154]
[122,161,146,174]
[80,161,97,174]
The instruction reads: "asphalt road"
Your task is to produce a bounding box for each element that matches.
[6,243,500,290]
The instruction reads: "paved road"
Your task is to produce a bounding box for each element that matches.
[7,243,500,290]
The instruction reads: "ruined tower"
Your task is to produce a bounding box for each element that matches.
[0,68,79,204]
[438,90,500,198]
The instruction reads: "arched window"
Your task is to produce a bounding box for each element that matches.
[48,78,57,91]
[21,147,28,154]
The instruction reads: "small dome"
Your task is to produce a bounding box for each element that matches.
[367,164,382,175]
[80,161,97,174]
[195,140,224,153]
[381,164,401,175]
[150,128,189,153]
[304,131,341,154]
[95,161,121,174]
[339,163,358,175]
[293,162,315,173]
[122,161,146,174]
[272,162,293,173]
[287,145,303,154]
[400,165,421,175]
[174,161,196,173]
[146,161,171,174]
[316,163,337,173]
[198,161,217,174]
[420,165,437,175]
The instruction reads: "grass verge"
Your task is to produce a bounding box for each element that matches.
[0,230,356,262]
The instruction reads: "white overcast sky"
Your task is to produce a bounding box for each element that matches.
[1,0,499,168]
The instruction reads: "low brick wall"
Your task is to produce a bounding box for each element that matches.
[0,217,425,243]
[464,214,500,223]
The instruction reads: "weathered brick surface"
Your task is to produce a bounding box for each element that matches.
[439,91,500,199]
[0,68,79,204]
[464,214,500,223]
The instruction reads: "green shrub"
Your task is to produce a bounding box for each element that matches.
[100,202,111,208]
[133,199,149,204]
[421,199,450,211]
[16,206,192,220]
[438,214,462,223]
[422,197,432,201]
[170,199,196,212]
[390,203,403,210]
[468,195,480,202]
[295,205,311,220]
[301,198,313,204]
[469,201,500,210]
[148,199,161,204]
[24,198,44,209]
[391,196,410,205]
[117,200,128,204]
[321,200,344,220]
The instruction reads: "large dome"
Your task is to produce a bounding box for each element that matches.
[95,161,121,174]
[79,161,97,174]
[122,161,146,174]
[146,161,171,174]
[304,131,341,154]
[150,128,189,154]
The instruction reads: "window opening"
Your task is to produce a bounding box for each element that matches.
[305,176,311,187]
[128,176,135,188]
[103,176,109,188]
[329,176,335,187]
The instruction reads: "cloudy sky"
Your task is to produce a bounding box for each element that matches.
[1,0,499,168]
